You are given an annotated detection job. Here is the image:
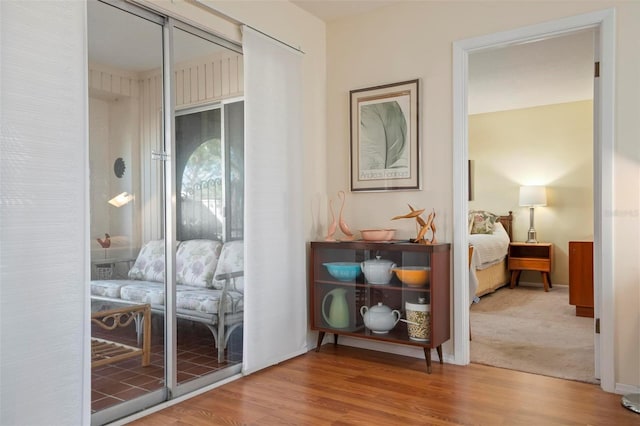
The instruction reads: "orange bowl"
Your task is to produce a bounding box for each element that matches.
[392,266,430,287]
[360,229,396,241]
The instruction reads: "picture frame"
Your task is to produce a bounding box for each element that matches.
[350,79,420,192]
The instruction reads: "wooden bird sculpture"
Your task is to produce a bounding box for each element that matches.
[429,210,438,244]
[391,205,437,244]
[96,233,111,248]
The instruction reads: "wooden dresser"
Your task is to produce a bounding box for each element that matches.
[568,241,594,317]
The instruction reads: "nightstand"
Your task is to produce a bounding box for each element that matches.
[508,242,553,291]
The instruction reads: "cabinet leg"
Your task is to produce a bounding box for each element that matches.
[333,333,339,346]
[315,331,325,352]
[424,347,432,374]
[436,345,443,364]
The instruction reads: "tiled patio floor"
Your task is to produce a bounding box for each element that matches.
[91,317,242,413]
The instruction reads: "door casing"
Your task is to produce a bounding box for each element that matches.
[452,8,615,392]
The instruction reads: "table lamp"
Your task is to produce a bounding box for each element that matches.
[519,185,547,243]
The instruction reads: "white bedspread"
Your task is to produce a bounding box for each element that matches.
[468,222,510,303]
[468,222,510,269]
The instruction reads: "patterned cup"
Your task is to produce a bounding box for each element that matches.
[405,301,431,341]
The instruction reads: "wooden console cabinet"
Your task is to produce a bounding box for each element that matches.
[569,241,594,318]
[310,241,450,373]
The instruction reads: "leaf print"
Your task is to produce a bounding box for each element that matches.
[359,101,407,170]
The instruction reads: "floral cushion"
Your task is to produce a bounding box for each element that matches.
[211,240,244,292]
[469,210,498,234]
[176,239,223,288]
[91,279,140,298]
[119,282,198,305]
[127,240,166,282]
[176,289,244,315]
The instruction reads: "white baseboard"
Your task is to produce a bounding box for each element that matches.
[517,281,569,288]
[616,382,640,395]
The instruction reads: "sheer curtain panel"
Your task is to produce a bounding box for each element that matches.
[242,27,306,374]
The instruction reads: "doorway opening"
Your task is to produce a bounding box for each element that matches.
[467,29,596,383]
[452,9,616,392]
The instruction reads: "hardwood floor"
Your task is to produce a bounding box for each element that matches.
[129,344,637,425]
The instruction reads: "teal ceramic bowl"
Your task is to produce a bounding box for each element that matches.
[323,262,362,281]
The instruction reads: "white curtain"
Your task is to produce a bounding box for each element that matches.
[1,1,88,424]
[242,27,306,374]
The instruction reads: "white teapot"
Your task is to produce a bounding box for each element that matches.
[360,302,401,334]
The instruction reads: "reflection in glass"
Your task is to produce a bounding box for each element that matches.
[173,27,244,386]
[88,2,244,416]
[88,0,164,417]
[177,108,223,241]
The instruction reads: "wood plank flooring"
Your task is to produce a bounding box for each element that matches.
[129,344,638,425]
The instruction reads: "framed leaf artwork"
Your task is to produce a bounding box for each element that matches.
[349,79,420,192]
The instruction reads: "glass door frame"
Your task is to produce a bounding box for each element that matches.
[164,18,244,401]
[90,1,243,423]
[89,2,167,425]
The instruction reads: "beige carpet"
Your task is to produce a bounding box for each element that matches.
[470,284,598,384]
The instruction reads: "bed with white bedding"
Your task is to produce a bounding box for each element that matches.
[469,211,513,299]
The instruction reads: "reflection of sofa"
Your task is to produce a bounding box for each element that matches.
[91,239,243,362]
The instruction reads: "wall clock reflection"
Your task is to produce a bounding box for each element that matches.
[114,157,126,178]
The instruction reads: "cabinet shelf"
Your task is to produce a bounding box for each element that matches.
[315,278,431,293]
[313,324,432,346]
[310,241,450,373]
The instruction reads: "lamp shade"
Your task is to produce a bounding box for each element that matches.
[519,186,547,207]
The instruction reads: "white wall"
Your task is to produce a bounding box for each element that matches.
[326,1,639,389]
[0,1,88,425]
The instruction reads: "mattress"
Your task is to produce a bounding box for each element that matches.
[469,222,511,299]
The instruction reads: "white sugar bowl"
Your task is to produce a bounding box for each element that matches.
[360,302,401,334]
[361,256,396,284]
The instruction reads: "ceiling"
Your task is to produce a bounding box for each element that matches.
[291,1,396,22]
[89,1,594,115]
[468,30,594,114]
[88,0,228,73]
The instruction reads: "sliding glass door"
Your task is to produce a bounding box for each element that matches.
[87,0,243,422]
[88,1,166,423]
